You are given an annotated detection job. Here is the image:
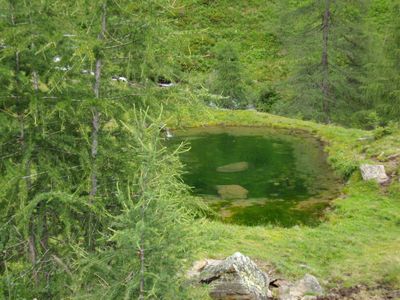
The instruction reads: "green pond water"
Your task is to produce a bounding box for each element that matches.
[168,127,341,227]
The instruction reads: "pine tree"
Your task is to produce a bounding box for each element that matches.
[72,110,197,299]
[364,2,400,123]
[0,0,200,298]
[277,0,368,124]
[0,0,112,297]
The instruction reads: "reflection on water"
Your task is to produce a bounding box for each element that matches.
[168,127,342,227]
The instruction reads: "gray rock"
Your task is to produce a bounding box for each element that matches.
[199,252,271,300]
[187,259,223,280]
[278,274,323,300]
[360,164,389,183]
[357,136,374,142]
[246,104,257,111]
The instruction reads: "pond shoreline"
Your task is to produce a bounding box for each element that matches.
[168,125,343,227]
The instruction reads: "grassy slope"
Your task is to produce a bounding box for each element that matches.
[166,106,400,293]
[168,0,283,86]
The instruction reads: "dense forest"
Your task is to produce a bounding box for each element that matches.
[0,0,399,299]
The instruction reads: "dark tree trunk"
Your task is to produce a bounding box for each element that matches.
[138,193,146,300]
[322,0,331,123]
[139,245,145,300]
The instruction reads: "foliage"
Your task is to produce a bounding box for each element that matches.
[72,111,198,299]
[351,110,381,130]
[208,41,248,108]
[363,2,400,124]
[256,85,281,112]
[0,0,198,298]
[274,1,369,124]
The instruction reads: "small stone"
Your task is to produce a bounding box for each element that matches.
[357,136,374,142]
[278,274,323,300]
[360,164,389,183]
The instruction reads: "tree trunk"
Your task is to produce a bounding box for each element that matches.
[139,245,145,300]
[88,2,106,249]
[138,191,146,300]
[322,0,331,123]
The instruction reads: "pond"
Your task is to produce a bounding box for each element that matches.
[167,126,342,227]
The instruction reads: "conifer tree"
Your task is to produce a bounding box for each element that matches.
[364,2,400,123]
[0,0,112,297]
[278,0,368,124]
[72,110,197,299]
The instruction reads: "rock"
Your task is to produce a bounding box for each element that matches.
[278,274,323,300]
[187,259,223,280]
[246,104,257,111]
[199,252,271,300]
[216,185,249,199]
[357,136,374,142]
[360,164,389,183]
[217,162,249,173]
[387,153,400,160]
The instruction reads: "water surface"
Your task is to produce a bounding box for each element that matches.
[168,127,341,227]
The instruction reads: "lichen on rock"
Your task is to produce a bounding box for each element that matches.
[360,164,389,184]
[198,252,271,300]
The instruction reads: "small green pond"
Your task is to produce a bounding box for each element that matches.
[168,127,342,227]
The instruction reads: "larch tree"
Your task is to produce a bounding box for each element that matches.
[0,0,89,297]
[364,2,400,123]
[277,0,369,124]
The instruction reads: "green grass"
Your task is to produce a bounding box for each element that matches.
[169,0,282,82]
[166,106,400,293]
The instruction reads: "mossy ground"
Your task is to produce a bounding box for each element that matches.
[166,105,400,298]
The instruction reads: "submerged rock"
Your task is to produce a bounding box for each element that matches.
[217,185,249,199]
[278,274,323,300]
[199,252,271,300]
[217,162,249,173]
[360,164,389,184]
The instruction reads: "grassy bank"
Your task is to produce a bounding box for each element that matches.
[166,106,400,294]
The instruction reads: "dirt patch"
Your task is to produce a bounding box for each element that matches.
[305,285,398,300]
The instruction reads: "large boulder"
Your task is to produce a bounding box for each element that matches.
[216,185,249,199]
[360,164,389,184]
[199,252,271,300]
[278,274,323,300]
